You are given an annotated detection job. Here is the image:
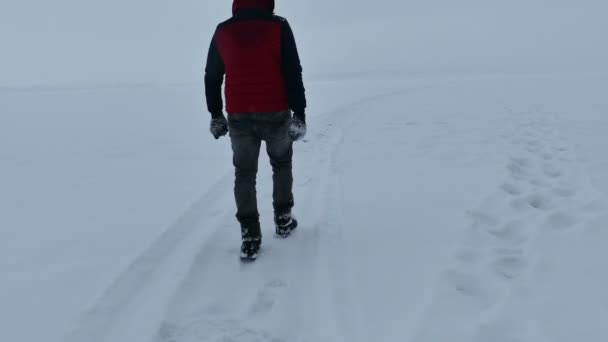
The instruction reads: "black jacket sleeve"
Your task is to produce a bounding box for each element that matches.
[280,20,307,121]
[204,32,225,118]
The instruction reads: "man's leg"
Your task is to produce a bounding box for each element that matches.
[229,117,262,238]
[264,113,294,217]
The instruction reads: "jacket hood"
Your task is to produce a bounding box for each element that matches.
[232,0,275,15]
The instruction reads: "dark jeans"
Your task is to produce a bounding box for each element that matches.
[228,111,294,235]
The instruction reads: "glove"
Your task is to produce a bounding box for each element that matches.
[209,114,228,139]
[288,115,307,141]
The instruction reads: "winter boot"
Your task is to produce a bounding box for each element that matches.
[240,222,262,260]
[275,211,298,238]
[241,237,261,260]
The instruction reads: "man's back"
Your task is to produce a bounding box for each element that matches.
[205,0,306,116]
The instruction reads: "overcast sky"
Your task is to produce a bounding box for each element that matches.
[1,0,607,86]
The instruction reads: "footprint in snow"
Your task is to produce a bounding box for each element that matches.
[442,270,499,310]
[526,193,554,211]
[500,183,524,196]
[529,178,551,188]
[485,220,528,246]
[157,322,180,342]
[541,152,555,161]
[543,163,563,178]
[551,184,577,198]
[511,157,531,166]
[525,140,543,154]
[543,211,579,231]
[249,280,287,315]
[490,254,527,280]
[582,200,606,214]
[510,197,533,213]
[467,209,501,229]
[510,194,553,213]
[584,215,608,238]
[507,158,532,180]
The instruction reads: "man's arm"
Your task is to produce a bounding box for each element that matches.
[204,32,225,118]
[280,20,307,122]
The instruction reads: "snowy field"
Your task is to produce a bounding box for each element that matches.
[3,73,608,342]
[2,1,608,342]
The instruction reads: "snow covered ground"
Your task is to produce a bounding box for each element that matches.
[2,1,608,342]
[2,73,608,342]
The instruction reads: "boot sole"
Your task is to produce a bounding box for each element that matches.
[240,251,258,261]
[275,225,297,239]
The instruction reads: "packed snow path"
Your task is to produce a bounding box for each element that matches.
[51,76,608,342]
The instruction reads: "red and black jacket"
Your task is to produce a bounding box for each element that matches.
[205,0,306,120]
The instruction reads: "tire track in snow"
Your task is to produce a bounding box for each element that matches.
[412,114,608,342]
[64,173,235,342]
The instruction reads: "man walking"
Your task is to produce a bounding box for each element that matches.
[204,0,307,260]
